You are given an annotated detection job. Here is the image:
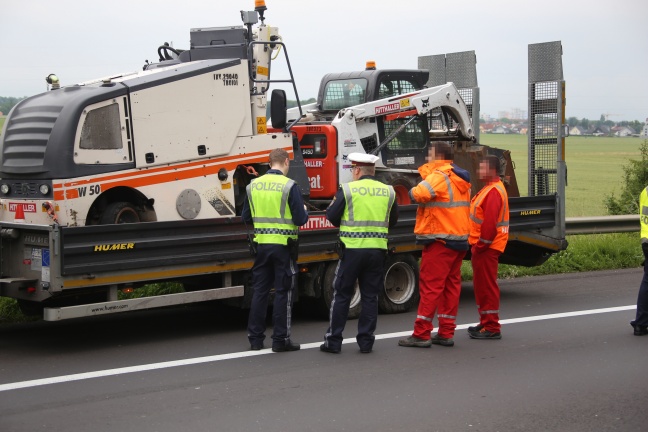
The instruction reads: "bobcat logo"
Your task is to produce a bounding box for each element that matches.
[421,98,430,109]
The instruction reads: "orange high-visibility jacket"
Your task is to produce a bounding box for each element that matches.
[409,161,471,243]
[469,180,510,252]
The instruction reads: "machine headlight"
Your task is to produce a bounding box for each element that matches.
[0,184,9,194]
[39,184,50,195]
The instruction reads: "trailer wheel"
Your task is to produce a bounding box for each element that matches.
[17,299,44,317]
[379,254,419,314]
[320,261,361,320]
[376,173,418,205]
[100,202,140,224]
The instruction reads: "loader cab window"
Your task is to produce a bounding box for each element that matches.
[321,79,367,111]
[378,78,418,99]
[378,78,427,152]
[377,78,428,170]
[74,98,133,165]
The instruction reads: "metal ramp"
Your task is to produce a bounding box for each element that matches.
[528,41,567,235]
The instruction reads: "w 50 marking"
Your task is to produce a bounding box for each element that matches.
[77,185,101,197]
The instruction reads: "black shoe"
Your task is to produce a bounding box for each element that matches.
[633,325,648,336]
[431,334,454,347]
[468,328,502,339]
[359,347,372,354]
[250,342,265,351]
[468,324,483,333]
[320,344,341,354]
[272,340,301,352]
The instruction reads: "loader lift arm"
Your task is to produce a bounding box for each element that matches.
[333,82,475,152]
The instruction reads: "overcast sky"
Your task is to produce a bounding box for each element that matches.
[1,0,646,121]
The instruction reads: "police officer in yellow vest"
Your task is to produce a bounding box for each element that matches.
[243,148,309,352]
[631,186,648,335]
[320,153,398,354]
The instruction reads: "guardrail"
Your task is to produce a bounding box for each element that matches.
[565,215,639,235]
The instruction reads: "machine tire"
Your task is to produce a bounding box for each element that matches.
[377,172,418,205]
[99,202,140,224]
[320,261,361,320]
[379,253,420,314]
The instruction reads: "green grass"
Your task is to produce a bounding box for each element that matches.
[0,116,5,131]
[480,134,644,217]
[461,232,641,280]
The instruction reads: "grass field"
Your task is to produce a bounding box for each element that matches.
[0,116,5,131]
[479,134,645,217]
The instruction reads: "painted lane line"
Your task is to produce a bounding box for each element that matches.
[375,304,636,340]
[0,304,636,392]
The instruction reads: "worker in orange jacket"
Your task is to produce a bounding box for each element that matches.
[467,155,509,339]
[399,142,471,348]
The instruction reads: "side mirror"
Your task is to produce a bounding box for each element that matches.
[270,89,287,130]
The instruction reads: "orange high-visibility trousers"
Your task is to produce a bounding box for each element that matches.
[413,242,466,339]
[471,247,502,332]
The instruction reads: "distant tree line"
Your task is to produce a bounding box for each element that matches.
[0,96,27,115]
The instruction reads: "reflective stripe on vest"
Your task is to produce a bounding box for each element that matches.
[413,167,471,242]
[247,175,298,245]
[469,181,509,252]
[340,179,395,249]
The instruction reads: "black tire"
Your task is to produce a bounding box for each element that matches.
[320,261,361,320]
[376,172,419,205]
[17,299,44,317]
[99,202,140,224]
[379,254,420,314]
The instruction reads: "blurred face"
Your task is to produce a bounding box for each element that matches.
[478,160,494,181]
[426,146,437,162]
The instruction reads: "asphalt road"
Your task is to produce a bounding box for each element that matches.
[1,268,647,432]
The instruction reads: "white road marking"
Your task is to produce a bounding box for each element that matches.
[0,305,636,392]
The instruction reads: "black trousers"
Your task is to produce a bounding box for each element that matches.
[247,244,297,345]
[323,248,386,352]
[632,246,648,328]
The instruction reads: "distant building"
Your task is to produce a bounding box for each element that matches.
[612,126,636,137]
[592,125,611,136]
[510,108,527,120]
[569,126,587,136]
[492,125,510,134]
[480,123,495,134]
[641,118,648,138]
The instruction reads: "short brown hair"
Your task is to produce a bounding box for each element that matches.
[269,148,289,166]
[357,165,375,176]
